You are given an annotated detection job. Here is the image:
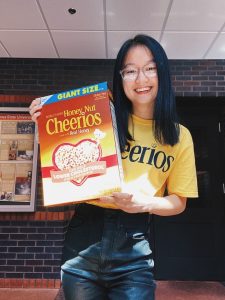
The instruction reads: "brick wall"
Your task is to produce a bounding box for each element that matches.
[0,57,224,288]
[0,58,115,96]
[0,58,224,97]
[0,218,65,282]
[170,60,225,97]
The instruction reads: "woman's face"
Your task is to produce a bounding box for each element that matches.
[121,45,158,119]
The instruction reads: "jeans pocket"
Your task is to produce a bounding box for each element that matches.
[115,226,152,259]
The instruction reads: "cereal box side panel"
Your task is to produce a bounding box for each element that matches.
[109,101,124,181]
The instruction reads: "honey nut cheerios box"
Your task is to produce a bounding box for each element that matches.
[38,82,123,206]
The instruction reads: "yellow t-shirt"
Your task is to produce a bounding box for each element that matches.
[89,114,198,209]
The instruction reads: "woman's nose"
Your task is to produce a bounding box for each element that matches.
[136,69,148,82]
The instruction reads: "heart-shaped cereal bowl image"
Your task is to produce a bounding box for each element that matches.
[52,139,102,186]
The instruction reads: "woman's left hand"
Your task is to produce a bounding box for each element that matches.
[99,192,151,213]
[99,192,187,216]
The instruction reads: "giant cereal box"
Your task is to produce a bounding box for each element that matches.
[38,82,123,206]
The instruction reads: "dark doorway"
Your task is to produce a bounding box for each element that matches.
[153,98,225,280]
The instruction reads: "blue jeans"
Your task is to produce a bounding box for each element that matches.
[61,203,155,300]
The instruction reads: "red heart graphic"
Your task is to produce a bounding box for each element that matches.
[52,139,102,185]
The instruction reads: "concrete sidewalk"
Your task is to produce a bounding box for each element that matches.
[0,288,58,300]
[0,281,224,300]
[156,281,225,300]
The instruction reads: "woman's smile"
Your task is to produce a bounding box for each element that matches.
[135,86,152,93]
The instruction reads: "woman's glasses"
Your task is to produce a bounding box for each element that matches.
[120,64,157,81]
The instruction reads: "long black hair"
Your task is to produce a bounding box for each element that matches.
[113,34,180,152]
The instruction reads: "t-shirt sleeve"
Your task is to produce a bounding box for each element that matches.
[167,127,198,198]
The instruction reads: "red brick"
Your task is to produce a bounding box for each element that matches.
[15,279,23,288]
[29,279,36,288]
[34,211,42,221]
[4,279,10,288]
[23,279,30,288]
[53,212,59,220]
[54,279,61,289]
[42,279,48,288]
[47,279,55,288]
[0,279,5,288]
[41,212,47,220]
[35,279,42,288]
[58,212,65,220]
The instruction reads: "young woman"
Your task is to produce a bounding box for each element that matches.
[29,34,198,300]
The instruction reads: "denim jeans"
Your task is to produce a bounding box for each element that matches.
[61,203,155,300]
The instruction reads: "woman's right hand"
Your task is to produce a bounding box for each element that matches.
[29,98,42,124]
